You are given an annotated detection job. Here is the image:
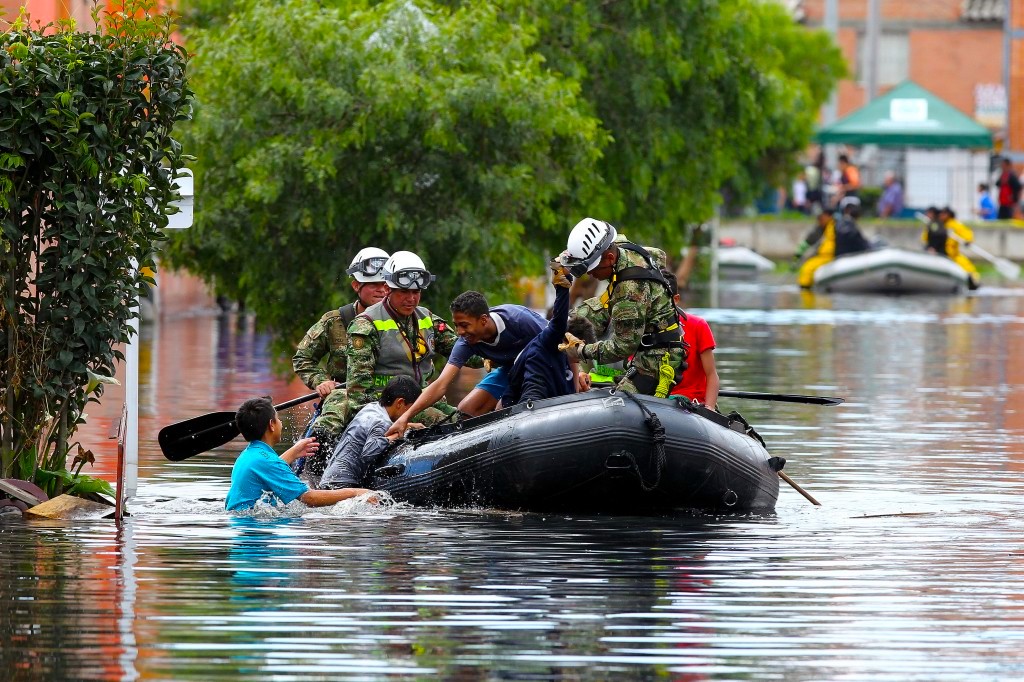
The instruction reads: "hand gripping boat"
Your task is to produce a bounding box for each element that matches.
[368,388,782,513]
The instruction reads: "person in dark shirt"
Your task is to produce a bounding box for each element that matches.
[996,158,1021,220]
[833,196,871,256]
[502,263,596,407]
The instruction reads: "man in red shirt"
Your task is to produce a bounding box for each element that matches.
[663,271,720,410]
[995,158,1021,220]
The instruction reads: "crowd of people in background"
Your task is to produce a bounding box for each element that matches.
[783,150,1024,223]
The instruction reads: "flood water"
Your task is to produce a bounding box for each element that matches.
[3,277,1024,680]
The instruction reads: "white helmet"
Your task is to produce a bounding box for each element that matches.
[347,247,390,283]
[561,218,617,277]
[383,250,436,290]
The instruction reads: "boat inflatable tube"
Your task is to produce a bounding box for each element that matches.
[369,388,780,513]
[814,248,970,295]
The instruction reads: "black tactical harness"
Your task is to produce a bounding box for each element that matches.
[611,242,684,352]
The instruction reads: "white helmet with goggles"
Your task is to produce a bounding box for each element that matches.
[383,251,436,290]
[347,247,391,283]
[560,218,618,278]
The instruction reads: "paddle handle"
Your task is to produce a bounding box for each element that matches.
[182,391,323,442]
[275,391,322,412]
[719,390,843,406]
[779,471,821,506]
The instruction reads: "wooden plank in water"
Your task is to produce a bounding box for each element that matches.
[24,494,113,521]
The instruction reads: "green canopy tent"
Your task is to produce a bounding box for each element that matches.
[816,81,993,148]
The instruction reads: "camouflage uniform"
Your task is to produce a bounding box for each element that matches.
[292,302,361,436]
[345,302,463,426]
[571,244,684,394]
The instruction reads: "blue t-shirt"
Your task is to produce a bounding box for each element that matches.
[979,193,996,220]
[448,305,546,369]
[226,440,309,511]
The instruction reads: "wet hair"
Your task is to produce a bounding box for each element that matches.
[236,396,276,441]
[567,316,597,345]
[450,290,489,318]
[379,375,421,407]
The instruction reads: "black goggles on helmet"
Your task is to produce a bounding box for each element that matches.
[560,254,600,278]
[386,268,436,290]
[346,256,388,277]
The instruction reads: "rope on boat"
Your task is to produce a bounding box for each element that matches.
[618,389,668,492]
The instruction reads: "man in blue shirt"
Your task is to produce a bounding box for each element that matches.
[503,264,596,406]
[386,291,553,436]
[226,396,373,511]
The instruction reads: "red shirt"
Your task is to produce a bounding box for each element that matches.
[670,313,716,401]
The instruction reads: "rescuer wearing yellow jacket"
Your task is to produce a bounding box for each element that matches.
[794,197,870,288]
[923,206,980,289]
[795,210,835,288]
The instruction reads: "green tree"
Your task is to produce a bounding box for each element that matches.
[166,0,606,345]
[170,0,842,349]
[490,0,846,247]
[0,4,193,492]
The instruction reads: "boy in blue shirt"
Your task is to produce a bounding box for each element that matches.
[226,396,373,511]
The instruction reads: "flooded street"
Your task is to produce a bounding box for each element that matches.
[3,277,1024,680]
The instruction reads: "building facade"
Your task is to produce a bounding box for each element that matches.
[801,0,1005,142]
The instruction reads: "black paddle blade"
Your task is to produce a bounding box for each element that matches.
[719,390,844,406]
[159,411,241,461]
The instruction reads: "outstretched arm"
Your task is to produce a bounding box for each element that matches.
[387,362,459,436]
[300,488,374,506]
[280,437,318,465]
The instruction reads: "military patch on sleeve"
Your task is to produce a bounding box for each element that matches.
[351,336,365,349]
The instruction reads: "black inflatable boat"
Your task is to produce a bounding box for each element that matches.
[369,388,781,513]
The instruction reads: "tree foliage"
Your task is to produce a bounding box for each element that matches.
[487,0,846,247]
[166,0,606,342]
[169,0,843,346]
[0,4,193,486]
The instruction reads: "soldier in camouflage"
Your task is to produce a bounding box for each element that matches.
[292,247,390,477]
[559,219,685,396]
[345,251,467,427]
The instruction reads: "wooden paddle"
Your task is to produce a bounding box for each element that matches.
[779,471,821,506]
[718,390,844,406]
[159,390,327,462]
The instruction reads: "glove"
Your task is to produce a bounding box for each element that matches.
[549,259,572,289]
[558,332,585,362]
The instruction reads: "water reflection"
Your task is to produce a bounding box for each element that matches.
[3,278,1024,679]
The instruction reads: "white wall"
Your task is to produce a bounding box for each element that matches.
[905,148,989,219]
